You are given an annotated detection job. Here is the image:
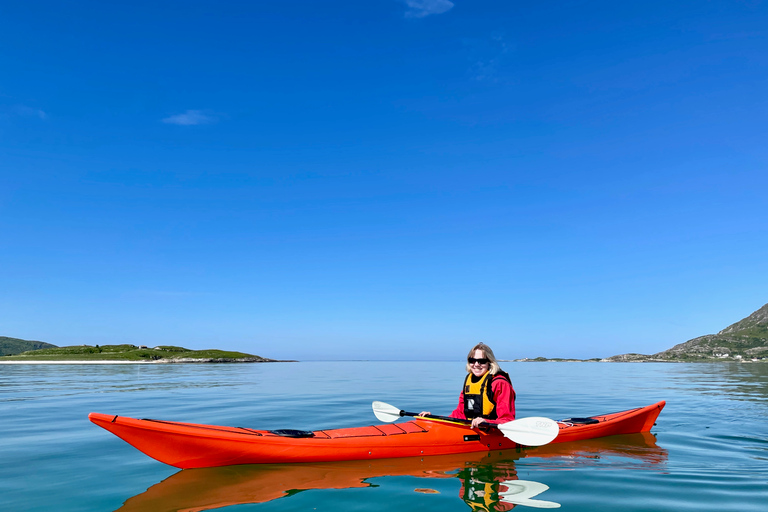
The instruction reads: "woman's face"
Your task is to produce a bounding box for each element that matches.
[469,349,490,377]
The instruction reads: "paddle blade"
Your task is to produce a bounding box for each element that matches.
[499,480,561,508]
[497,417,559,446]
[372,401,403,423]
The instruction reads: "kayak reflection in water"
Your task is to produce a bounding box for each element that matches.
[420,343,516,429]
[114,453,561,512]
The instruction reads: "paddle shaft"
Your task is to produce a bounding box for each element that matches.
[400,409,467,423]
[399,410,493,430]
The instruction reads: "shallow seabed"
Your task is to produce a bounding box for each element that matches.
[1,361,766,511]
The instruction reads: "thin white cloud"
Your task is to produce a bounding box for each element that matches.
[404,0,454,18]
[162,110,217,126]
[466,33,510,82]
[12,105,47,119]
[132,289,204,298]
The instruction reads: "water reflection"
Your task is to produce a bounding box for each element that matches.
[458,467,560,510]
[660,362,768,403]
[116,433,665,512]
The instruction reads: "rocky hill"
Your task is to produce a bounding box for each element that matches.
[0,336,58,356]
[605,303,768,362]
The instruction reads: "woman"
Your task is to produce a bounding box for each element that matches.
[420,343,516,428]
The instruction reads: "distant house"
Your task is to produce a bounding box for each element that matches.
[139,345,148,349]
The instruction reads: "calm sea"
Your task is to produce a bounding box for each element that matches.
[1,361,766,511]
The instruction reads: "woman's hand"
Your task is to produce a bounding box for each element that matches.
[471,417,487,429]
[417,411,431,417]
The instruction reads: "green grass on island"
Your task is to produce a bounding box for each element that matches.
[1,344,275,362]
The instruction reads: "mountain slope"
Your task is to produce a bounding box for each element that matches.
[0,336,58,356]
[653,303,768,360]
[605,303,768,362]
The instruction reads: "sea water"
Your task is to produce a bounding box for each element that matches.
[0,361,766,511]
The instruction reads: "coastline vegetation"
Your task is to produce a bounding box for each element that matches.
[1,344,273,362]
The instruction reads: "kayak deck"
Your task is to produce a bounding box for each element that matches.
[89,400,665,469]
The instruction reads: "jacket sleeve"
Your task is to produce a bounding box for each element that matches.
[449,391,467,420]
[483,378,516,424]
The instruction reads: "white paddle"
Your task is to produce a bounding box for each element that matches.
[372,401,559,446]
[496,416,560,447]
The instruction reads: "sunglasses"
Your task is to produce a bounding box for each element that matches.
[467,357,489,365]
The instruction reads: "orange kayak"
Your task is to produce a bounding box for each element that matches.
[89,400,664,469]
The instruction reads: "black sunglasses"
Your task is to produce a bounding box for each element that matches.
[467,357,489,365]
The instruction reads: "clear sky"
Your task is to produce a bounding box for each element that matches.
[1,1,767,361]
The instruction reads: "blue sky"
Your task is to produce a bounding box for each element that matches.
[1,1,767,360]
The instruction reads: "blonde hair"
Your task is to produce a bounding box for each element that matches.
[465,342,502,375]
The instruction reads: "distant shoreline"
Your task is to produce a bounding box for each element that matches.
[3,358,762,365]
[0,359,293,365]
[0,360,158,365]
[0,341,288,364]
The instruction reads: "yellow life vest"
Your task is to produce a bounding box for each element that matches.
[462,370,511,420]
[464,480,497,512]
[462,466,500,512]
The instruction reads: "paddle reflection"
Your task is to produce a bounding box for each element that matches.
[458,465,560,510]
[116,432,665,512]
